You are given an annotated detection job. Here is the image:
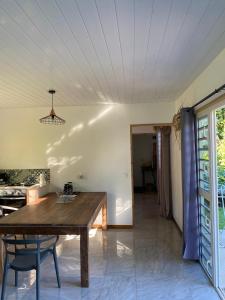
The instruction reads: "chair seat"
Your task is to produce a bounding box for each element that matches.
[10,249,50,271]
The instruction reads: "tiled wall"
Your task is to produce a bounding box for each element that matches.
[0,169,50,185]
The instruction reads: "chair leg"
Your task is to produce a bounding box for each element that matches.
[53,247,61,288]
[1,258,9,300]
[36,266,40,300]
[15,271,18,287]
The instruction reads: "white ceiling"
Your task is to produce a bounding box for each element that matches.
[1,0,225,108]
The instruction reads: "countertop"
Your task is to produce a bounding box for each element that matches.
[0,184,48,190]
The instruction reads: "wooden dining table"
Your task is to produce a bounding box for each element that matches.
[0,192,107,288]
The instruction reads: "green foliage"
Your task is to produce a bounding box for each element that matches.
[216,108,225,185]
[218,208,225,230]
[200,151,209,161]
[218,166,225,185]
[216,108,225,140]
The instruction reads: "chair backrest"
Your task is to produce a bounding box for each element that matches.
[2,235,58,256]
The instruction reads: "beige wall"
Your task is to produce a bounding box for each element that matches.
[171,47,225,231]
[131,125,156,134]
[0,102,174,225]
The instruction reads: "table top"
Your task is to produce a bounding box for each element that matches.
[0,192,106,234]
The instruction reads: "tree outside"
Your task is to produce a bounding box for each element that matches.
[216,107,225,229]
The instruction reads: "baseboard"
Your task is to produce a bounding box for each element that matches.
[108,225,133,229]
[92,224,133,229]
[92,224,103,229]
[172,217,182,236]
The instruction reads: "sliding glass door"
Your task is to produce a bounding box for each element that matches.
[215,106,225,295]
[197,101,225,297]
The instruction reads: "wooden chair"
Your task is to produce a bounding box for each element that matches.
[1,235,61,300]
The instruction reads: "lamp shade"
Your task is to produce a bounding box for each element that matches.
[39,90,65,125]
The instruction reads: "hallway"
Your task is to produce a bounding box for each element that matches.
[1,193,219,300]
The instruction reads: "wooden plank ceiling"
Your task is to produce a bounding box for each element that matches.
[0,0,225,107]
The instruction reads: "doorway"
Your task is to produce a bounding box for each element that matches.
[131,124,173,227]
[131,125,158,224]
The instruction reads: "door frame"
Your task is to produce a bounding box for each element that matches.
[196,109,217,284]
[130,123,172,226]
[195,95,225,292]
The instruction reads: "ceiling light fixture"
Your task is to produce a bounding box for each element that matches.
[40,90,65,125]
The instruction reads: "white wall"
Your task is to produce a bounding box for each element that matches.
[0,102,174,225]
[170,129,183,230]
[171,47,225,231]
[131,125,156,134]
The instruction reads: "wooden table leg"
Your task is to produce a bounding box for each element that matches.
[102,198,107,230]
[80,227,89,287]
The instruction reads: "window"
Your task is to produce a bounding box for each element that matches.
[197,115,213,278]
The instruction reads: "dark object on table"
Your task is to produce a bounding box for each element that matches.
[1,235,61,300]
[64,182,73,195]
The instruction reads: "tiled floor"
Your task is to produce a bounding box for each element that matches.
[1,193,220,299]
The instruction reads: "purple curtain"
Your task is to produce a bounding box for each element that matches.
[181,108,199,260]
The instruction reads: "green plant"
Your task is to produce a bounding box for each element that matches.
[218,208,225,230]
[216,108,225,185]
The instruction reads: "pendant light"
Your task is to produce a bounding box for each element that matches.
[40,90,65,125]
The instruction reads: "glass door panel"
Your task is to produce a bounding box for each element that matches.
[197,115,213,278]
[215,107,225,294]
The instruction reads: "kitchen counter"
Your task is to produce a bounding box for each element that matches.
[0,184,40,190]
[0,184,49,205]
